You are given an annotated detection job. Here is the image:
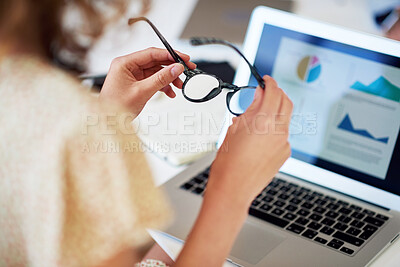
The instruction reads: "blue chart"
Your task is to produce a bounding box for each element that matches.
[351,76,400,102]
[337,114,389,144]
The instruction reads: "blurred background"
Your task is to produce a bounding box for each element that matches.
[83,0,399,168]
[87,0,398,74]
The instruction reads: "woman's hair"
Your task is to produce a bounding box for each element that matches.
[0,0,150,72]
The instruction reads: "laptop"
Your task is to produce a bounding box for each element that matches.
[180,0,293,43]
[164,6,400,266]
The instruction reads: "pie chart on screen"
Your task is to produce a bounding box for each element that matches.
[297,55,322,83]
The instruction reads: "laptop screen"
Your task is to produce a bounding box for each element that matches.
[238,24,400,196]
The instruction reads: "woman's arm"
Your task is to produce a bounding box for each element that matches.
[175,76,293,266]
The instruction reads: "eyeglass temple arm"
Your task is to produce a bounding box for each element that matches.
[128,17,189,70]
[190,37,265,89]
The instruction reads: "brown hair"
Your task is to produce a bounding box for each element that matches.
[0,0,150,72]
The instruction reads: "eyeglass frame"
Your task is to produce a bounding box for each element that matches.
[128,17,265,116]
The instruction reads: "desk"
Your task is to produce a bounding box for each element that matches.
[87,0,400,265]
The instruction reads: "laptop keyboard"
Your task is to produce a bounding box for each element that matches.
[180,167,390,256]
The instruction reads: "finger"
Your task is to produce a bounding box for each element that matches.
[143,67,184,89]
[141,60,178,69]
[168,50,197,69]
[139,63,185,97]
[119,47,179,72]
[277,94,294,124]
[168,50,190,63]
[142,66,163,78]
[259,76,283,115]
[184,61,197,70]
[243,87,263,117]
[161,85,176,98]
[172,77,184,89]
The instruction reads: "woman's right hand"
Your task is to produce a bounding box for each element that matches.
[207,75,293,209]
[175,76,293,267]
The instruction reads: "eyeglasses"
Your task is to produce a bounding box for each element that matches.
[128,17,265,116]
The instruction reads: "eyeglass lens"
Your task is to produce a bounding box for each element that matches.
[183,74,221,101]
[227,87,257,115]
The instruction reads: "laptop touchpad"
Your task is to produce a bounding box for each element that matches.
[230,222,286,265]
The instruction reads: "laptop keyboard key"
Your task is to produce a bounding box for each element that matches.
[321,226,335,235]
[333,231,364,246]
[308,222,322,230]
[346,227,361,236]
[274,200,286,207]
[338,207,352,215]
[251,199,261,207]
[350,204,362,211]
[312,192,323,197]
[363,224,378,233]
[338,215,351,224]
[364,216,384,227]
[303,195,315,202]
[326,211,339,219]
[309,213,322,222]
[181,182,193,190]
[314,206,327,214]
[262,195,274,203]
[290,198,302,205]
[350,220,365,228]
[192,187,204,194]
[266,189,278,196]
[334,222,348,231]
[249,208,289,228]
[327,239,343,249]
[302,202,315,210]
[362,209,375,216]
[314,237,328,244]
[340,247,354,255]
[272,208,285,216]
[295,217,310,226]
[292,190,304,197]
[287,223,305,234]
[321,218,335,226]
[300,187,311,193]
[278,193,290,200]
[260,204,272,212]
[285,205,298,212]
[283,212,297,221]
[327,203,339,210]
[359,231,374,240]
[314,199,327,206]
[302,229,318,239]
[376,214,389,221]
[297,209,310,217]
[193,177,204,184]
[280,186,291,192]
[324,196,336,202]
[351,211,365,220]
[337,200,349,206]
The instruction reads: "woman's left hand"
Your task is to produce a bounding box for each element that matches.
[100,47,196,116]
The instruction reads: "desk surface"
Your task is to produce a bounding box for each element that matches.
[88,0,400,265]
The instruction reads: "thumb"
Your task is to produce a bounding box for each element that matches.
[140,63,184,95]
[244,87,263,115]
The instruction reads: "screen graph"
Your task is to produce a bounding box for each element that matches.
[337,114,389,144]
[350,76,400,102]
[297,55,322,83]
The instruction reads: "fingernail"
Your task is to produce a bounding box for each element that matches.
[171,64,184,77]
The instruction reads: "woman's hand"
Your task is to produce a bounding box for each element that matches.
[99,47,196,116]
[208,75,293,209]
